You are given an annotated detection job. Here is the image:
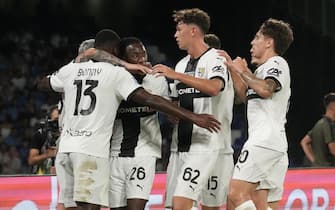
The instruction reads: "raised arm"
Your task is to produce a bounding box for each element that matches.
[130,88,221,133]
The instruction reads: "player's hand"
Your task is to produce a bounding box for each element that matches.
[123,63,152,75]
[193,114,221,133]
[152,64,178,79]
[217,50,248,74]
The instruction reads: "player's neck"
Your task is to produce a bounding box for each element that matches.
[259,50,278,65]
[187,41,209,59]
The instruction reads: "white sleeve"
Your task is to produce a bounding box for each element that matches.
[208,52,228,90]
[49,64,71,92]
[115,69,142,100]
[151,76,170,100]
[263,58,288,91]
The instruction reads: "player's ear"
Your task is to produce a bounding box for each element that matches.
[266,37,274,49]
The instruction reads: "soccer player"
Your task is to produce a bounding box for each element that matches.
[37,29,221,210]
[153,8,235,210]
[108,36,169,210]
[218,18,294,210]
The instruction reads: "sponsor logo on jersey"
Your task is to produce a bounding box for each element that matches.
[66,128,92,137]
[212,65,224,73]
[118,106,152,114]
[177,87,200,95]
[266,68,281,77]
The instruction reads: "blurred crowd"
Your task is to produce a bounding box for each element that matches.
[0,29,75,174]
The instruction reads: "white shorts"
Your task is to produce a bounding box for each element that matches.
[173,150,219,202]
[258,154,288,202]
[233,145,287,201]
[165,151,179,208]
[200,152,234,207]
[109,156,156,208]
[56,152,109,208]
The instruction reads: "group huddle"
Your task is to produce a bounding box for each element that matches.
[37,8,293,210]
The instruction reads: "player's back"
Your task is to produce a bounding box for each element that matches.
[51,60,141,158]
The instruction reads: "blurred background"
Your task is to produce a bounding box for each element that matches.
[0,0,334,174]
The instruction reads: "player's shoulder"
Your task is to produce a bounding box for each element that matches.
[143,74,168,91]
[266,56,289,68]
[176,54,191,65]
[201,48,225,63]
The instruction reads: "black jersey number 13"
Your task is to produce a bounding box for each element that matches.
[73,79,98,115]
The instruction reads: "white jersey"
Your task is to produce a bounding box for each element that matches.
[168,82,179,153]
[110,74,169,158]
[172,48,234,153]
[50,60,141,158]
[246,56,290,152]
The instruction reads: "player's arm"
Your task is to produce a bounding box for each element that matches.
[239,70,278,99]
[152,64,223,96]
[76,48,152,75]
[229,69,247,103]
[129,88,221,133]
[218,50,277,99]
[300,135,315,163]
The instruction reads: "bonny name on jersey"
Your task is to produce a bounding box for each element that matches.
[77,68,102,77]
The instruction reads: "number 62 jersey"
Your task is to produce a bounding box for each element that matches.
[171,48,234,154]
[49,60,141,158]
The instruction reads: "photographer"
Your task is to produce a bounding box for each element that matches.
[28,105,60,174]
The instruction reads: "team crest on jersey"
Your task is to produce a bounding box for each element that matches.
[197,67,205,77]
[212,65,224,73]
[266,68,281,77]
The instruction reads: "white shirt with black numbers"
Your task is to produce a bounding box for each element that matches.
[49,60,141,158]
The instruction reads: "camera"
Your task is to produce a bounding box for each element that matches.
[39,118,60,148]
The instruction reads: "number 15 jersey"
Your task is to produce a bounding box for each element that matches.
[49,60,141,158]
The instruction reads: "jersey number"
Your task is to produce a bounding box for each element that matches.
[130,167,146,180]
[182,167,200,184]
[238,150,249,163]
[73,80,98,115]
[207,176,218,190]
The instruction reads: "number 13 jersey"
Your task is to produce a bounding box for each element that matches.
[49,60,141,158]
